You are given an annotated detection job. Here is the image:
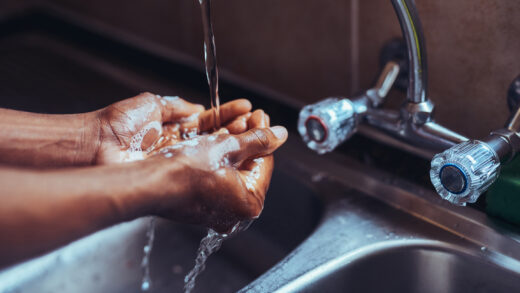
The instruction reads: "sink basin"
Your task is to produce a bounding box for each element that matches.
[287,241,520,293]
[0,169,322,293]
[240,187,520,293]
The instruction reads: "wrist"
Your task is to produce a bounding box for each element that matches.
[112,158,188,220]
[80,111,103,166]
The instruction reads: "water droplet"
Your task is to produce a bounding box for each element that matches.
[311,173,325,182]
[141,280,150,291]
[141,218,156,292]
[481,246,487,252]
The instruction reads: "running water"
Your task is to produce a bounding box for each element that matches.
[141,217,156,291]
[183,221,252,293]
[199,0,221,130]
[182,3,258,291]
[137,1,250,290]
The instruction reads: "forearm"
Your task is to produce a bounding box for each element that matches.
[0,108,100,167]
[0,160,176,268]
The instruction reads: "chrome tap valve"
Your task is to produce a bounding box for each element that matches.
[298,62,400,154]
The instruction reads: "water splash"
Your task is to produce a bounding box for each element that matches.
[183,221,252,293]
[141,217,156,291]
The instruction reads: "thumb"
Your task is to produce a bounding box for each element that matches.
[230,126,288,163]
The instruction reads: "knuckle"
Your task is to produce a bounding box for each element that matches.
[252,129,271,149]
[243,190,264,219]
[139,92,155,99]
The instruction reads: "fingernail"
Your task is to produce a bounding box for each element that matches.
[243,99,253,110]
[271,126,288,140]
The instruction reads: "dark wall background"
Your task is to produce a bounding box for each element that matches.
[4,0,520,139]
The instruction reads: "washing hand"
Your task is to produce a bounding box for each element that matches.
[0,98,286,266]
[95,92,252,164]
[144,110,287,232]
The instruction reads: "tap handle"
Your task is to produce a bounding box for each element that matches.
[507,75,520,112]
[430,140,501,206]
[370,61,401,106]
[298,98,360,154]
[298,62,400,154]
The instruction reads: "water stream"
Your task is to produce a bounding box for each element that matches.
[182,2,259,292]
[140,217,156,291]
[140,1,248,291]
[183,221,253,293]
[199,0,221,130]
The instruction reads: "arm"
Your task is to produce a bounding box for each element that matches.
[0,157,194,268]
[0,160,166,267]
[0,113,287,268]
[0,109,99,167]
[0,92,252,167]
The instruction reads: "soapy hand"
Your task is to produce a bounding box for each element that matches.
[148,110,287,232]
[95,92,252,164]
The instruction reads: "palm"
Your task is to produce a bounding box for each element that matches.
[94,93,252,164]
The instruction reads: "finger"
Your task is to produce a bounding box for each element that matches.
[239,155,275,217]
[230,126,288,164]
[214,128,230,135]
[225,112,252,134]
[157,95,205,122]
[247,109,268,129]
[152,124,182,150]
[199,99,252,132]
[264,113,270,127]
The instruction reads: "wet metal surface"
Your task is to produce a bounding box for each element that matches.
[0,169,321,293]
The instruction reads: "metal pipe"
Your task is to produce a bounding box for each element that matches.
[391,0,428,103]
[374,62,400,99]
[506,106,520,133]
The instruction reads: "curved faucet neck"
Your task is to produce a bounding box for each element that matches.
[391,0,428,104]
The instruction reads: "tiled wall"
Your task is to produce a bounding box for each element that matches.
[49,0,520,138]
[360,0,520,138]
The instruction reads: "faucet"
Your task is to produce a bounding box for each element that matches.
[298,0,520,206]
[430,77,520,205]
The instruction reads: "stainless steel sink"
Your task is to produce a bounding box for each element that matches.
[240,197,520,293]
[238,139,520,292]
[0,168,322,293]
[299,241,519,293]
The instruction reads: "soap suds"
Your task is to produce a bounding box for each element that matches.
[125,102,158,133]
[178,113,200,124]
[245,158,264,192]
[124,121,162,162]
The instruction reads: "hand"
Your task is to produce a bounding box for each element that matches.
[94,92,252,164]
[148,110,287,232]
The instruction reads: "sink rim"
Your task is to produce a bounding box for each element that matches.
[275,239,520,293]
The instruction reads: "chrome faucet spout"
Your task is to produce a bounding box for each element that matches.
[298,0,467,158]
[391,0,427,104]
[298,0,519,206]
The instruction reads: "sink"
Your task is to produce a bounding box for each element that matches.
[0,168,322,293]
[1,10,520,293]
[283,241,520,293]
[240,189,520,293]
